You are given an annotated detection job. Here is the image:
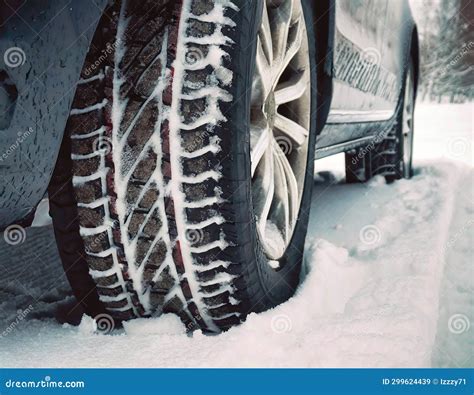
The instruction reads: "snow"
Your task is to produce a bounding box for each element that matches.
[0,103,472,367]
[31,199,52,228]
[70,99,108,115]
[264,220,286,258]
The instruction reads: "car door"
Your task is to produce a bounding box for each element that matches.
[327,0,391,125]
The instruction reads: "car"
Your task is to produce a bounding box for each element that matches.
[0,0,419,332]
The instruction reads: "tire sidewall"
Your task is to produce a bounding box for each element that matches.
[223,0,317,312]
[401,60,415,178]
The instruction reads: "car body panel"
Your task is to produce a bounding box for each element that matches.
[0,0,107,228]
[329,0,392,116]
[315,0,417,150]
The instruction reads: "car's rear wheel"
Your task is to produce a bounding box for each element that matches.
[52,0,316,332]
[345,59,415,182]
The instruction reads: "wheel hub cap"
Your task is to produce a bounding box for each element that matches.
[264,93,277,127]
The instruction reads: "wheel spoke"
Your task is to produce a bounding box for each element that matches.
[251,125,271,177]
[277,14,304,83]
[274,70,307,105]
[252,37,273,106]
[273,141,299,238]
[275,144,299,230]
[270,0,293,67]
[254,148,275,242]
[274,113,309,146]
[272,145,291,241]
[259,1,273,65]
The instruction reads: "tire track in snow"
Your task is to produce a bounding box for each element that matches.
[431,167,473,367]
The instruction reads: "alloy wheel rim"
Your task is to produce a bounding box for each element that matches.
[250,0,311,261]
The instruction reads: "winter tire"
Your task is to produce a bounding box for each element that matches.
[56,0,317,332]
[345,59,415,182]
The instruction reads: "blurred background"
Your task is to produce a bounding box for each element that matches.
[411,0,473,102]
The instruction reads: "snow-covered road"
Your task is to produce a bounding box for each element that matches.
[0,104,472,367]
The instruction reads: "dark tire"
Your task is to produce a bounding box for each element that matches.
[48,132,106,320]
[55,0,317,332]
[345,59,415,183]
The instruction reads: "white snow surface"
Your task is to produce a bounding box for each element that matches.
[0,103,472,367]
